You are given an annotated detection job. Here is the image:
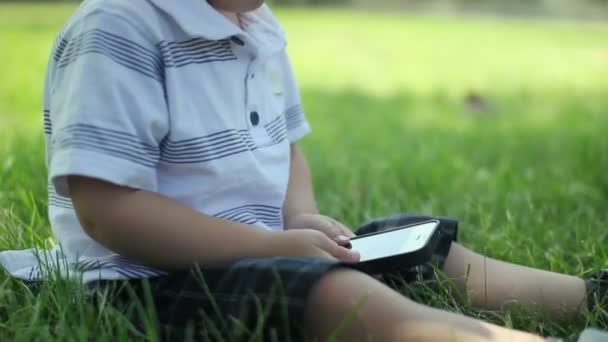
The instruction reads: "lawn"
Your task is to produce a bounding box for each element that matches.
[1,2,607,340]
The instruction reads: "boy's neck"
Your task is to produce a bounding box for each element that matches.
[218,10,242,29]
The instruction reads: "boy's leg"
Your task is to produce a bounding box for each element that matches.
[109,257,546,341]
[442,242,587,319]
[305,268,545,341]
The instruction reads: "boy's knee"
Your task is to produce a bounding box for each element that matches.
[304,268,378,337]
[311,268,364,299]
[307,267,402,311]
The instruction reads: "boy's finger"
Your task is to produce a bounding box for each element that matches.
[320,251,338,261]
[333,235,349,243]
[332,236,352,249]
[319,234,358,262]
[342,248,360,263]
[330,220,356,238]
[320,217,342,237]
[330,244,360,263]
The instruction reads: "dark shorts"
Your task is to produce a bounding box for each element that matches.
[95,214,458,341]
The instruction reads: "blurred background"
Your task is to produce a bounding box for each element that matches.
[3,0,608,19]
[0,0,607,337]
[275,0,608,21]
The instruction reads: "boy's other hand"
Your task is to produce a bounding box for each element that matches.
[270,230,360,263]
[285,214,356,247]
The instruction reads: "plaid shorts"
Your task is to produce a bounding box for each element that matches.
[96,214,458,340]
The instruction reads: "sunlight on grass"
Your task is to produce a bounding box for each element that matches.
[281,9,608,95]
[0,3,607,340]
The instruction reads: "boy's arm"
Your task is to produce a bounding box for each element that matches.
[282,143,319,227]
[283,144,355,239]
[68,176,357,270]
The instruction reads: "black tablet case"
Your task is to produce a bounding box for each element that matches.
[352,219,443,275]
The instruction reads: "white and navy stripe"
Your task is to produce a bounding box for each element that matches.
[53,124,161,168]
[160,114,288,164]
[285,105,305,131]
[73,255,167,278]
[214,205,283,229]
[160,129,255,164]
[25,255,167,280]
[48,184,73,210]
[53,29,164,82]
[263,115,288,146]
[43,110,52,135]
[158,38,237,68]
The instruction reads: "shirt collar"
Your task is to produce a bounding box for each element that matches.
[148,0,286,51]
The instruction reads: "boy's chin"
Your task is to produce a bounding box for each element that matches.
[208,0,264,12]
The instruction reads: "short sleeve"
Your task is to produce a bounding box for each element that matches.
[278,51,311,143]
[47,10,168,197]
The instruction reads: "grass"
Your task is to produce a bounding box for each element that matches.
[1,2,608,340]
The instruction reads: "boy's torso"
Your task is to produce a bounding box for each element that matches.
[33,0,309,281]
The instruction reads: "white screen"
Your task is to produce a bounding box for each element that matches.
[350,221,438,262]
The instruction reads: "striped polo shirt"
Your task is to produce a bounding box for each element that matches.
[0,0,310,283]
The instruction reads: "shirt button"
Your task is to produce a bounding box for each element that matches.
[250,111,260,126]
[231,36,245,46]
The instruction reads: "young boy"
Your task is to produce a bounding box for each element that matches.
[0,0,606,340]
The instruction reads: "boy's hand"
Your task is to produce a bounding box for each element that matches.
[269,229,360,263]
[285,214,356,247]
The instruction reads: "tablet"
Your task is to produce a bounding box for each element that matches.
[350,220,441,274]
